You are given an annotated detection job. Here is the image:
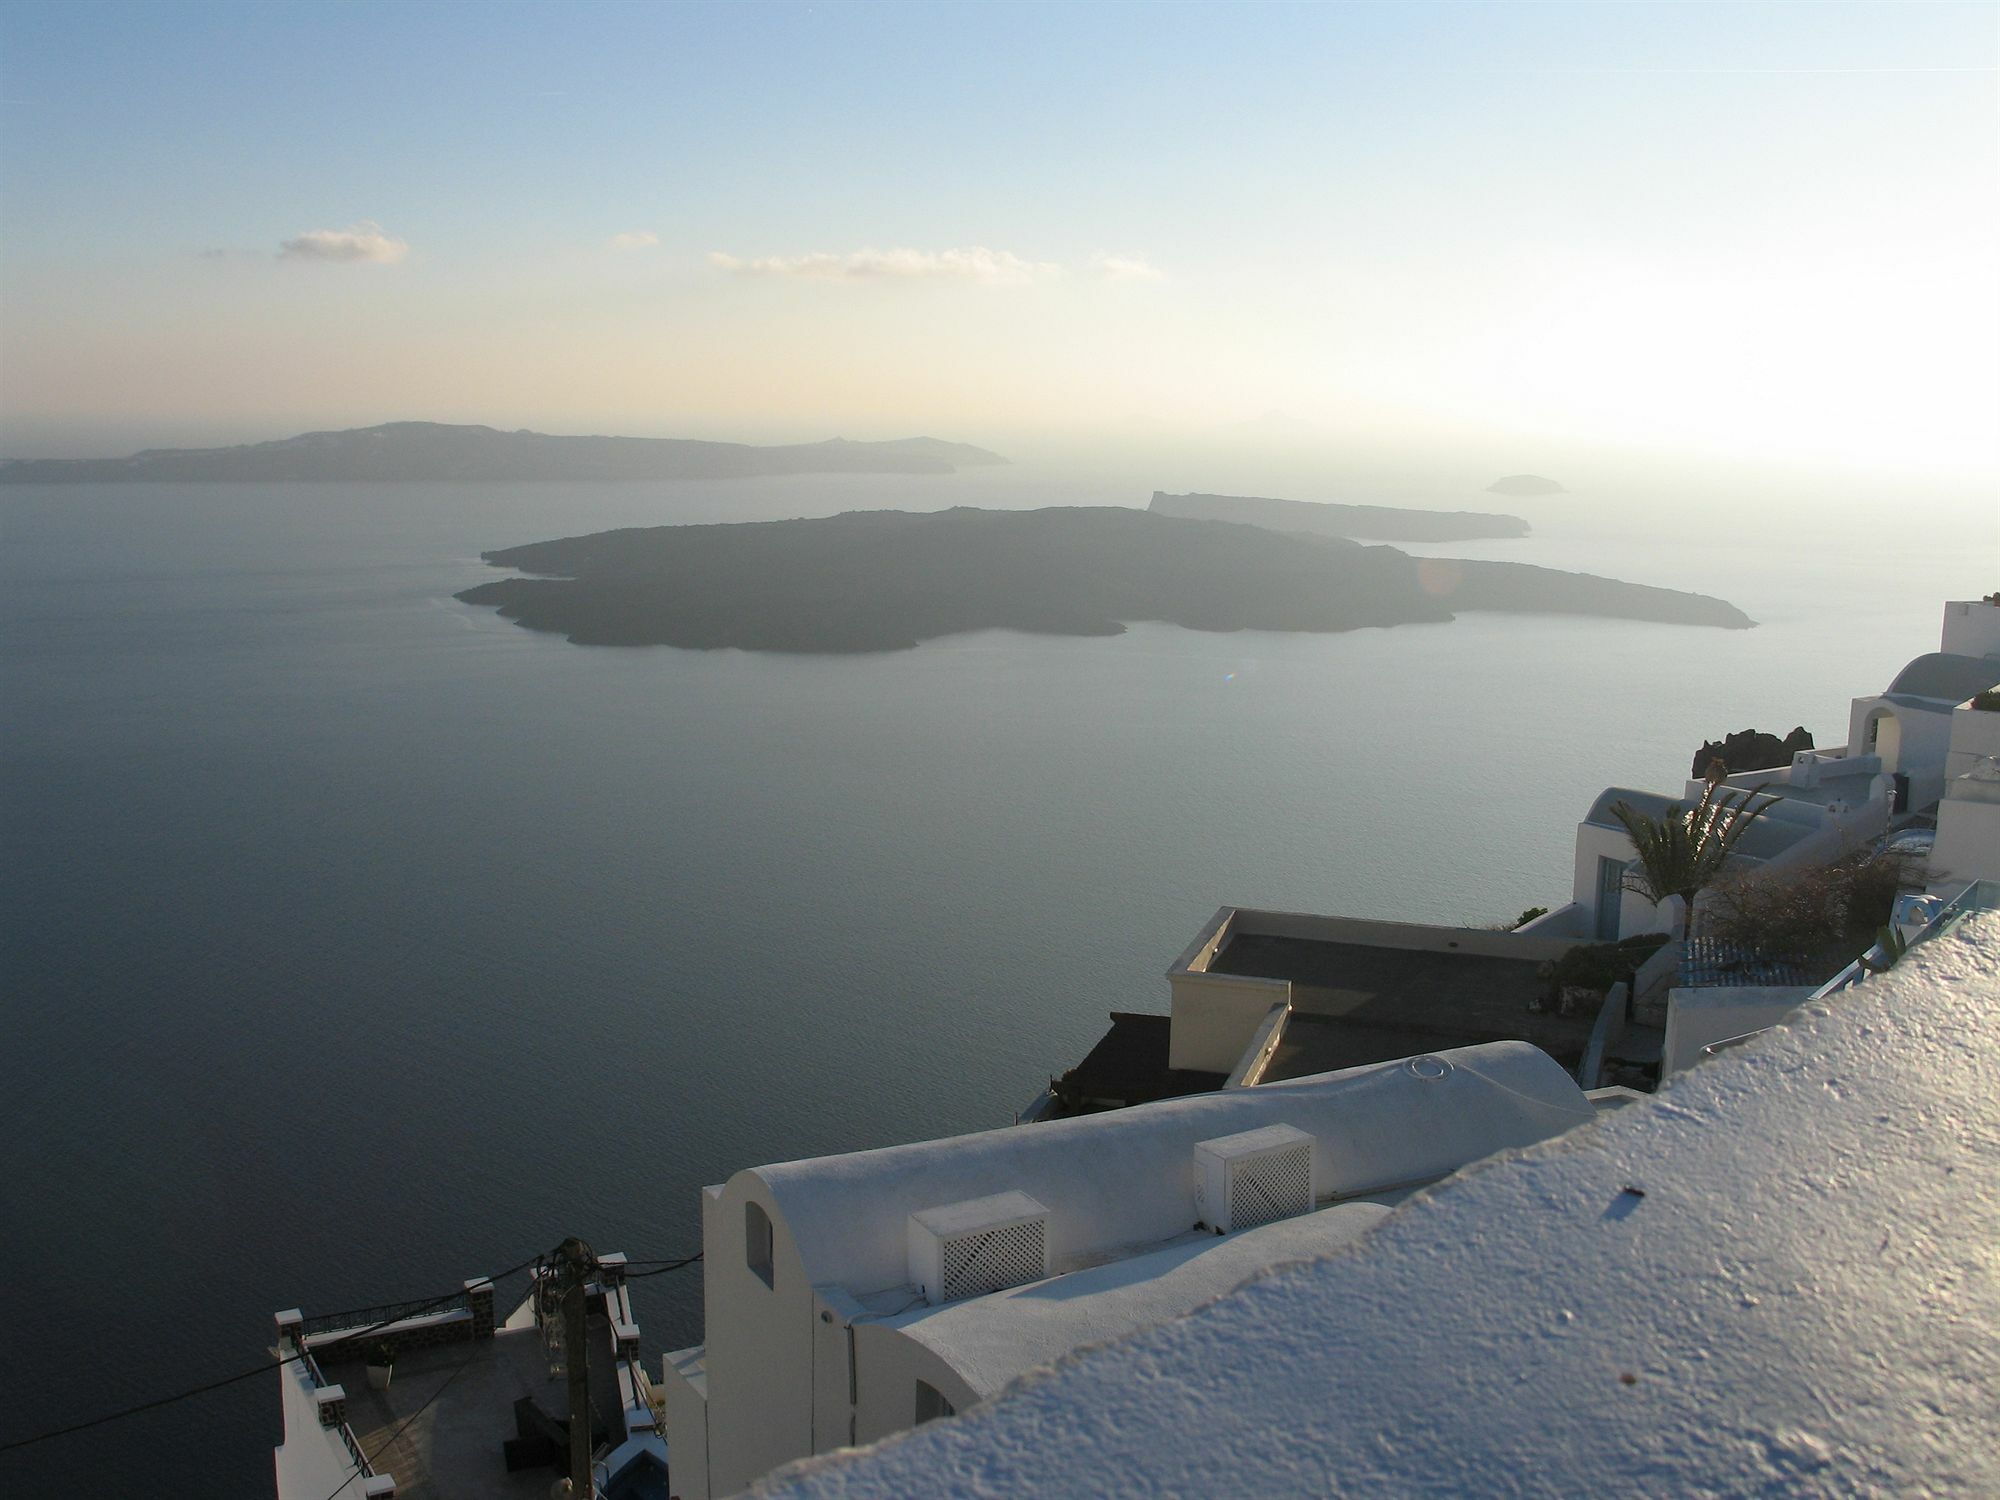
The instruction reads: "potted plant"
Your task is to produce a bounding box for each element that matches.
[365,1341,396,1391]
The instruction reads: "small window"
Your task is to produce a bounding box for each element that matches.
[914,1380,956,1425]
[746,1201,774,1288]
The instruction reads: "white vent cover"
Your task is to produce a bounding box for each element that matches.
[1195,1124,1315,1233]
[907,1191,1050,1306]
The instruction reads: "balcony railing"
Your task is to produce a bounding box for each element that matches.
[291,1341,376,1479]
[301,1288,469,1340]
[1813,880,1999,999]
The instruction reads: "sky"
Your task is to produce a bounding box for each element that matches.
[1,0,1995,479]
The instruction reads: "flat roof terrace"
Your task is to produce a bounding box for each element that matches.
[301,1296,634,1500]
[331,1330,564,1500]
[1188,910,1596,1080]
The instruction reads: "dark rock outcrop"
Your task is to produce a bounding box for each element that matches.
[0,422,1008,483]
[1692,727,1815,779]
[455,505,1755,653]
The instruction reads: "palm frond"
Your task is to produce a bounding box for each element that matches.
[1607,781,1777,937]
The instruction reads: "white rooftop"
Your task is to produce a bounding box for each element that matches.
[885,1197,1397,1400]
[757,914,2000,1499]
[748,1040,1592,1297]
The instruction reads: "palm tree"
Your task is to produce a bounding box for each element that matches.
[1609,779,1775,942]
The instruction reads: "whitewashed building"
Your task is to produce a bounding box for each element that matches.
[1924,611,2000,899]
[660,1041,1596,1498]
[1545,598,2000,945]
[754,908,2000,1500]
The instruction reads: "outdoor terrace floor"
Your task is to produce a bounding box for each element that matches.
[329,1323,616,1500]
[1210,934,1596,1078]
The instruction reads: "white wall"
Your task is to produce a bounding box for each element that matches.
[1849,697,1957,811]
[850,1323,981,1448]
[661,1348,709,1500]
[1661,986,1815,1077]
[1167,971,1289,1073]
[273,1358,362,1500]
[1930,703,2000,898]
[1572,823,1674,941]
[1940,599,2000,658]
[1930,785,2000,899]
[1942,702,2000,782]
[699,1179,818,1498]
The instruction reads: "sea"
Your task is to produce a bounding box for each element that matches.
[0,462,1986,1495]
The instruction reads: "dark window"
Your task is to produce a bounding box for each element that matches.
[746,1201,774,1288]
[915,1380,956,1425]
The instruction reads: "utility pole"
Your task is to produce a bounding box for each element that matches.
[549,1236,598,1499]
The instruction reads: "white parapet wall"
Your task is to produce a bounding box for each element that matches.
[1164,907,1579,1074]
[1661,985,1817,1078]
[1941,597,2000,658]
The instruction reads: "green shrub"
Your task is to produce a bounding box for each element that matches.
[1549,933,1669,998]
[1705,849,1918,970]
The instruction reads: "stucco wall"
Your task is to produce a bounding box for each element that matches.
[1850,698,1956,809]
[850,1324,981,1449]
[661,1348,710,1500]
[1661,986,1814,1077]
[1572,822,1675,940]
[1168,971,1289,1072]
[703,1177,819,1498]
[1930,794,2000,899]
[1943,703,2000,782]
[274,1356,364,1499]
[1940,599,2000,658]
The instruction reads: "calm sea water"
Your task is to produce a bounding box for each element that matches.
[0,468,1982,1494]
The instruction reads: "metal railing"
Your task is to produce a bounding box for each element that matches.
[1812,880,1998,1000]
[332,1417,371,1476]
[291,1343,377,1479]
[301,1288,469,1339]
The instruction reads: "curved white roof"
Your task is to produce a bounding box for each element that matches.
[883,1199,1395,1398]
[1883,651,2000,705]
[744,1041,1591,1296]
[1584,786,1814,863]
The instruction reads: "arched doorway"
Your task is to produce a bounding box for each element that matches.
[1864,708,1903,772]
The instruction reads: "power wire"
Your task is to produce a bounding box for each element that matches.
[0,1251,558,1456]
[625,1252,703,1279]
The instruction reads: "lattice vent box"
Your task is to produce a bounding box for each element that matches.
[1195,1124,1315,1233]
[907,1191,1051,1306]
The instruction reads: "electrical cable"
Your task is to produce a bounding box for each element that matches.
[0,1250,582,1455]
[624,1252,703,1278]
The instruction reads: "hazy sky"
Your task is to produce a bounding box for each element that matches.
[1,1,1994,474]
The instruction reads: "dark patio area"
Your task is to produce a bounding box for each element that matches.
[1211,932,1594,1075]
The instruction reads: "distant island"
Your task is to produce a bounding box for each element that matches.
[1485,475,1567,496]
[1149,491,1528,542]
[456,506,1752,653]
[0,421,1009,483]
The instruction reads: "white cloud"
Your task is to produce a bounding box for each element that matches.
[277,221,409,264]
[1091,253,1167,283]
[608,230,660,252]
[708,246,1062,284]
